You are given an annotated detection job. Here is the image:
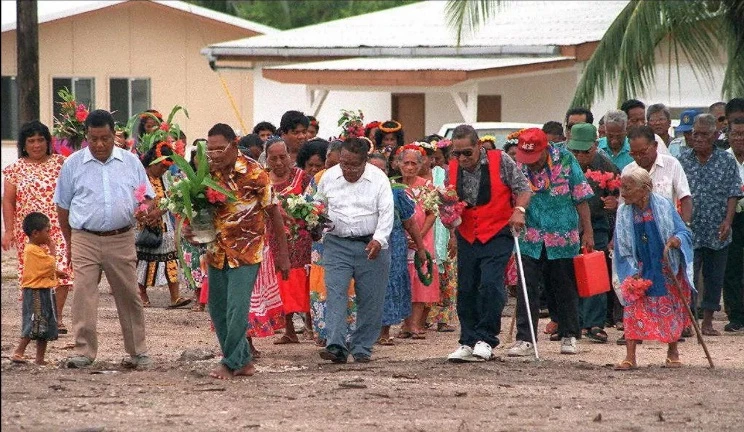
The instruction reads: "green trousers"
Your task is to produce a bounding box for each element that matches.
[207,263,259,371]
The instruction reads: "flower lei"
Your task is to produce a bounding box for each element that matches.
[154,141,175,167]
[525,154,554,192]
[337,109,365,139]
[619,276,653,304]
[414,250,434,286]
[416,141,437,153]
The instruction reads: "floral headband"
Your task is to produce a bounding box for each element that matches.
[479,135,496,144]
[417,141,438,152]
[395,143,426,157]
[154,141,175,167]
[379,120,402,134]
[309,119,319,128]
[140,110,163,121]
[504,129,527,146]
[436,138,452,148]
[365,121,380,131]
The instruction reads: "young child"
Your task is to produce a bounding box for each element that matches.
[12,212,66,365]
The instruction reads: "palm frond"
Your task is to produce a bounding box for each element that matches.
[445,0,505,46]
[572,0,724,108]
[722,0,744,98]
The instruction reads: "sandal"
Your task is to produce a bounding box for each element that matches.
[613,360,637,371]
[11,354,27,364]
[663,358,682,368]
[586,327,608,343]
[376,337,395,346]
[396,331,413,339]
[273,334,300,345]
[168,297,192,309]
[57,323,68,335]
[411,331,426,340]
[437,323,456,333]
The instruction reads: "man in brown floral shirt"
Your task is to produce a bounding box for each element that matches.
[190,123,290,380]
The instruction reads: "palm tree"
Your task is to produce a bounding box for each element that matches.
[446,0,744,108]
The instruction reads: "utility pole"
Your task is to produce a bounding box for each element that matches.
[17,0,40,124]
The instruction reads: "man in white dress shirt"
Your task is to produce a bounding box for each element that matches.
[315,138,394,363]
[622,125,692,224]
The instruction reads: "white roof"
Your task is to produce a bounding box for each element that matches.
[266,56,574,72]
[1,0,277,34]
[206,0,629,57]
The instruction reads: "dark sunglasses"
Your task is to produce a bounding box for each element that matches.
[451,149,474,158]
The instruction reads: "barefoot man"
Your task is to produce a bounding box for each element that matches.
[188,123,290,379]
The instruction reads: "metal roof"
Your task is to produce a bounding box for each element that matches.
[205,0,629,58]
[1,0,277,34]
[265,56,575,72]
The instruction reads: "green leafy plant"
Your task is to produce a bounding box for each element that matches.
[137,105,189,154]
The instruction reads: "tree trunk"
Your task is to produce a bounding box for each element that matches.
[17,0,39,125]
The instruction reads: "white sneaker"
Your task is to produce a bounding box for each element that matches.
[560,337,577,355]
[447,345,481,363]
[507,340,534,357]
[472,341,494,361]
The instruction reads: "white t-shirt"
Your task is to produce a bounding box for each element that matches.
[622,153,691,204]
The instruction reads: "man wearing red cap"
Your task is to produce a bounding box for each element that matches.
[446,125,532,363]
[508,128,595,356]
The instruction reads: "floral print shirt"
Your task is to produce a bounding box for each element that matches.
[208,154,277,269]
[678,147,743,250]
[518,145,594,260]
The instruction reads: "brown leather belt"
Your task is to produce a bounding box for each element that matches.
[81,226,132,236]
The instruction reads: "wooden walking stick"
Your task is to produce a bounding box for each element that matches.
[664,251,714,369]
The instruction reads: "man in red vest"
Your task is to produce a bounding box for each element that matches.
[446,125,532,362]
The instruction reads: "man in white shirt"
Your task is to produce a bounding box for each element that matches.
[622,125,693,225]
[316,138,394,363]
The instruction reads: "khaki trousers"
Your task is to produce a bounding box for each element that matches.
[70,229,147,360]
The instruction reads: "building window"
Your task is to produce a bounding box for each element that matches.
[110,78,151,126]
[52,77,95,120]
[1,76,19,140]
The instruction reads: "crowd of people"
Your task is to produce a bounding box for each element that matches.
[2,96,742,377]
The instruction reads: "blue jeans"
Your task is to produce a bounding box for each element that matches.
[455,228,512,348]
[694,246,729,312]
[323,235,390,358]
[208,263,259,371]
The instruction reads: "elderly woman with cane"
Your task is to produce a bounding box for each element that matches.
[613,167,695,370]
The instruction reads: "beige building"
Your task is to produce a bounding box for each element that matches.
[1,0,275,156]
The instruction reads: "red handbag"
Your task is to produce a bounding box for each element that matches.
[573,248,610,298]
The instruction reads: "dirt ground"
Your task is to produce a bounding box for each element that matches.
[1,251,743,432]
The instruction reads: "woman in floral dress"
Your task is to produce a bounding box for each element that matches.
[2,121,73,332]
[264,138,312,344]
[136,143,191,309]
[396,146,440,339]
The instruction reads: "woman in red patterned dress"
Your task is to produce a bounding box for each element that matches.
[2,121,73,332]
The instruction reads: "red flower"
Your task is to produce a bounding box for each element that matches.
[75,109,88,122]
[160,122,170,131]
[205,187,227,204]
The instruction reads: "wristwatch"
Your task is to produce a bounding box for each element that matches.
[684,221,692,228]
[515,206,526,214]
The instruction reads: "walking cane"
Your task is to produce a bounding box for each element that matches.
[664,250,714,369]
[512,233,540,360]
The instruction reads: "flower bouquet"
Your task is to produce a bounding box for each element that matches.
[281,193,333,242]
[155,140,235,244]
[52,87,89,156]
[134,105,189,154]
[337,109,365,140]
[437,184,466,228]
[619,276,653,305]
[585,169,621,196]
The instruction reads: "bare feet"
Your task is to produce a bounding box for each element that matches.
[233,362,256,377]
[209,364,233,380]
[35,360,48,366]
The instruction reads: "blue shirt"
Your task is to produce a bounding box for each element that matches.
[54,147,154,231]
[598,136,634,171]
[678,147,743,250]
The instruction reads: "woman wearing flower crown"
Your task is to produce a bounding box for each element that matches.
[136,142,191,309]
[613,167,693,370]
[264,137,313,344]
[376,120,405,175]
[417,137,458,333]
[395,145,440,339]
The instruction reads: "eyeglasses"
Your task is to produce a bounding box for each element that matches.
[629,146,651,157]
[570,149,591,155]
[451,149,474,158]
[206,143,232,160]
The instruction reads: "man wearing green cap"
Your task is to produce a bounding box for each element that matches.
[566,123,620,343]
